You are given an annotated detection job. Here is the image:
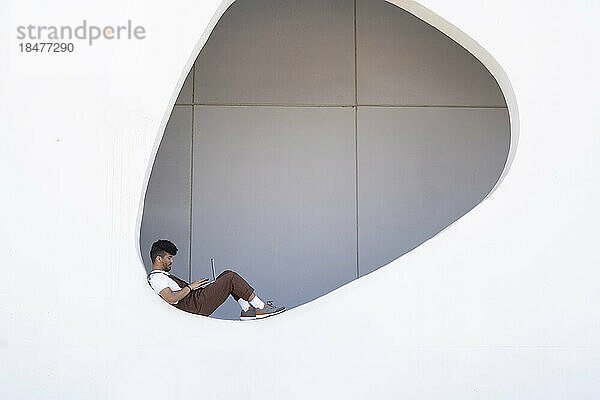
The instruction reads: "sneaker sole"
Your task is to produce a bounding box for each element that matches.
[240,316,257,321]
[255,308,286,319]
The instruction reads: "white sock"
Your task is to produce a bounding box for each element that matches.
[237,298,250,312]
[249,295,265,309]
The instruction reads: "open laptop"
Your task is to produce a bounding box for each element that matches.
[194,258,217,289]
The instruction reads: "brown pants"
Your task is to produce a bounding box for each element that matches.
[169,270,254,316]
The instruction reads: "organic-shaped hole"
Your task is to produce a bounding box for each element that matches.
[141,0,511,319]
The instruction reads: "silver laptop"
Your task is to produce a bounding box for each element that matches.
[210,257,217,281]
[194,258,217,290]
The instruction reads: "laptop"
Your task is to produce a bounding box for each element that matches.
[210,257,217,281]
[193,258,217,289]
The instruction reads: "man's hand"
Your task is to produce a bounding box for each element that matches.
[188,278,209,290]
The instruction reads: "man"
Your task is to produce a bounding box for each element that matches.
[147,239,285,320]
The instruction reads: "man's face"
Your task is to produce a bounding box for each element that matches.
[159,252,174,271]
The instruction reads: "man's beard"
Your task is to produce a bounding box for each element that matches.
[164,264,172,272]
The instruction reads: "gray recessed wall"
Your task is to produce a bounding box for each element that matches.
[356,0,506,106]
[141,106,192,280]
[193,0,355,105]
[141,0,510,319]
[357,107,510,275]
[192,106,357,318]
[175,69,193,105]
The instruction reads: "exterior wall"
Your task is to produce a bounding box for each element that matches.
[2,0,599,399]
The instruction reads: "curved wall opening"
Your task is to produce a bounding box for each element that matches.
[140,0,511,319]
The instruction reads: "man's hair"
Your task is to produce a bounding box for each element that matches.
[150,240,178,262]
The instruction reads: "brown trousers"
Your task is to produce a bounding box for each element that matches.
[168,270,254,316]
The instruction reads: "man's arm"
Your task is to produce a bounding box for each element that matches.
[158,286,191,304]
[158,280,206,304]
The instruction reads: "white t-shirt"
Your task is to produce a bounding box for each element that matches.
[148,271,183,304]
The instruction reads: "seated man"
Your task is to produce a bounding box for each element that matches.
[147,239,285,320]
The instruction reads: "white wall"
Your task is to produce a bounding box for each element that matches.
[1,0,598,399]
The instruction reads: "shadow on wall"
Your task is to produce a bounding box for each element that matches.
[140,0,511,320]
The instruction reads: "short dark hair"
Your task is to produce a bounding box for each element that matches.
[150,240,178,262]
